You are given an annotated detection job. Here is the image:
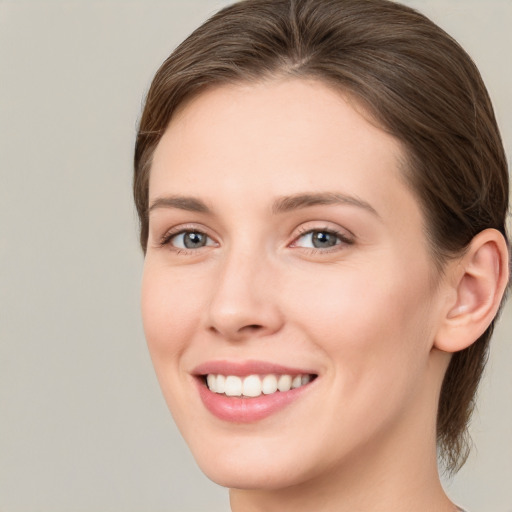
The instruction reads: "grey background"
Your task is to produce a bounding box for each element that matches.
[0,1,510,511]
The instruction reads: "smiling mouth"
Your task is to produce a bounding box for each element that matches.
[203,373,317,398]
[194,363,319,422]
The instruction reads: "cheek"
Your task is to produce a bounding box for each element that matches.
[141,262,204,368]
[141,262,211,430]
[284,260,436,387]
[279,262,437,455]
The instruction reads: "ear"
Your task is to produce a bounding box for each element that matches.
[434,229,510,353]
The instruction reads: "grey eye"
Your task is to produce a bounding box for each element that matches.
[172,231,213,249]
[295,230,341,249]
[311,231,339,248]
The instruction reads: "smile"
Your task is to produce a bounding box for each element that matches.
[193,361,318,422]
[205,373,312,397]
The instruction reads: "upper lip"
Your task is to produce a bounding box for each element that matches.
[192,359,317,377]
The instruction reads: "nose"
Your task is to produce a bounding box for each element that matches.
[205,248,284,342]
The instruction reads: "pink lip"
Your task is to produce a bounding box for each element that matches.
[192,360,317,423]
[192,359,315,377]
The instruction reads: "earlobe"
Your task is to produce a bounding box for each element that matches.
[434,229,509,353]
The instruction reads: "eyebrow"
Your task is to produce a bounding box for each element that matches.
[272,192,379,217]
[148,192,379,217]
[148,195,211,214]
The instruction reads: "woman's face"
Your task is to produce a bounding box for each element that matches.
[142,79,448,489]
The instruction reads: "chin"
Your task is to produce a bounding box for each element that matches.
[198,457,308,491]
[182,425,339,492]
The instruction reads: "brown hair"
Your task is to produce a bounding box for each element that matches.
[134,0,510,472]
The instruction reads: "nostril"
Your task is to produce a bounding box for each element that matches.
[208,324,262,334]
[243,324,265,333]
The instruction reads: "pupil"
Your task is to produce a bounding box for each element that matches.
[184,232,205,249]
[313,231,336,248]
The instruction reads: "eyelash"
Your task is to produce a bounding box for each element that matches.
[158,226,354,254]
[292,227,354,253]
[158,226,216,253]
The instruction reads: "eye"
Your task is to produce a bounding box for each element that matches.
[292,229,352,250]
[165,230,216,250]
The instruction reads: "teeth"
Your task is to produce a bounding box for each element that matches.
[225,376,242,396]
[242,375,262,397]
[216,374,226,394]
[205,373,313,397]
[206,374,216,393]
[262,374,278,395]
[277,374,292,392]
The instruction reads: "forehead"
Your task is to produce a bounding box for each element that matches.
[151,79,418,215]
[151,79,405,189]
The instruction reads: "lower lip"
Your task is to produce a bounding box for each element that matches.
[196,378,314,423]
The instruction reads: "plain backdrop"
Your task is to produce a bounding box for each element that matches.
[0,1,511,511]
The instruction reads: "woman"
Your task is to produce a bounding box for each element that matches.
[133,0,510,510]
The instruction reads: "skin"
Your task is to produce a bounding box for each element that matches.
[142,78,465,511]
